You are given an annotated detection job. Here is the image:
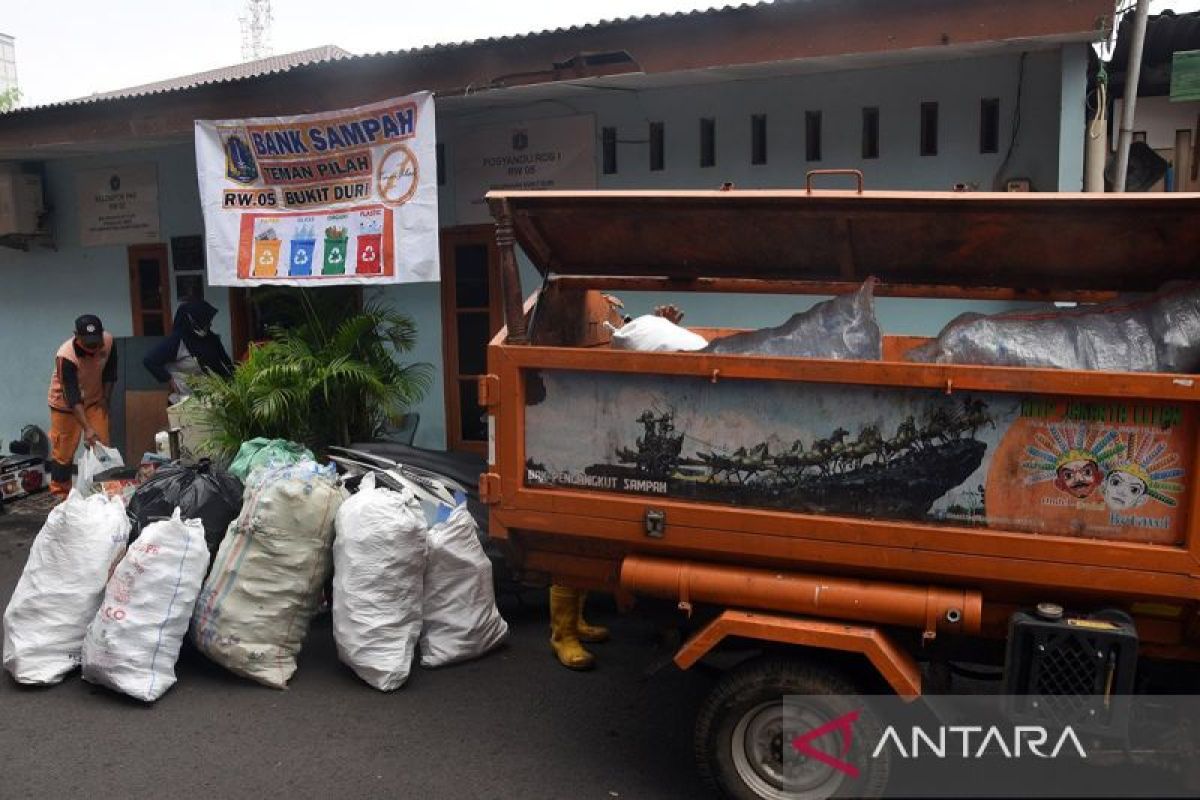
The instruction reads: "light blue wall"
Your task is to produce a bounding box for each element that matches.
[396,48,1076,449]
[1,48,1085,453]
[1057,43,1089,192]
[0,144,230,447]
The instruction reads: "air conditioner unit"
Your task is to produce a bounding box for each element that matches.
[0,168,44,236]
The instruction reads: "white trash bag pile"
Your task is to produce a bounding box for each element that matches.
[2,452,509,700]
[3,491,129,685]
[332,473,427,691]
[332,471,508,691]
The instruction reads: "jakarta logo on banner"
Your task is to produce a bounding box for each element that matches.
[195,92,439,287]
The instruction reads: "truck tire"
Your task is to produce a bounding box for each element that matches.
[694,657,890,800]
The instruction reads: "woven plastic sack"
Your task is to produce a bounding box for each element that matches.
[227,438,313,482]
[419,503,508,667]
[81,510,208,702]
[3,491,130,685]
[166,396,218,463]
[126,460,243,553]
[332,473,428,691]
[702,279,881,359]
[191,461,343,688]
[608,315,709,352]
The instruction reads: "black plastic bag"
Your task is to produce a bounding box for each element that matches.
[127,460,243,553]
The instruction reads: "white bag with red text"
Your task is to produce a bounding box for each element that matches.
[2,490,129,685]
[81,510,208,702]
[419,504,508,667]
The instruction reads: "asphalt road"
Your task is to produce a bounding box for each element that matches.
[0,505,715,800]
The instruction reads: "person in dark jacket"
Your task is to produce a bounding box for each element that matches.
[143,300,234,404]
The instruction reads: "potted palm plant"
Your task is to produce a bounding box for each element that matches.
[192,290,431,461]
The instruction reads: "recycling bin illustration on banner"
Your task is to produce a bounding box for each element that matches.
[322,223,349,275]
[252,228,282,278]
[356,216,384,275]
[288,223,317,277]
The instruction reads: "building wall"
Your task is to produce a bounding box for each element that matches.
[0,48,1084,453]
[0,144,229,446]
[1112,95,1200,150]
[395,48,1076,450]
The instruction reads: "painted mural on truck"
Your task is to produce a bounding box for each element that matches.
[522,371,1192,544]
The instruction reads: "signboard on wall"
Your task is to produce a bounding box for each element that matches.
[1171,50,1200,102]
[454,115,596,224]
[194,92,439,287]
[78,163,160,246]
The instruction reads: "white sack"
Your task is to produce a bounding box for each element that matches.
[608,315,708,352]
[81,510,208,702]
[191,461,343,689]
[3,491,129,685]
[419,504,508,667]
[332,473,428,691]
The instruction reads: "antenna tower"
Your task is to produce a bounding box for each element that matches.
[239,0,274,61]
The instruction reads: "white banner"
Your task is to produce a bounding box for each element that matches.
[78,163,160,246]
[195,93,439,286]
[454,115,596,224]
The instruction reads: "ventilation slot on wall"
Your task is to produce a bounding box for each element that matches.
[751,114,767,165]
[700,118,716,168]
[980,98,1000,154]
[862,107,879,160]
[602,126,617,175]
[805,111,822,162]
[921,102,939,157]
[649,122,665,171]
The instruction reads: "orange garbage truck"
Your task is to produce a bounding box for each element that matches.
[479,178,1200,798]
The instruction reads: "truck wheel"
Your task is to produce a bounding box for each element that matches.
[694,657,890,800]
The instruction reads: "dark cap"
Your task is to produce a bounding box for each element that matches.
[74,314,104,347]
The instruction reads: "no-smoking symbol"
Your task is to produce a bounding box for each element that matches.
[376,144,419,206]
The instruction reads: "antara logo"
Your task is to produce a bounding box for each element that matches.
[789,709,1088,778]
[791,710,860,777]
[871,725,1088,760]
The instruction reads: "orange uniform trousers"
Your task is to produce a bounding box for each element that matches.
[48,404,110,498]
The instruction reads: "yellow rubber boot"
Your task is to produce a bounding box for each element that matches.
[576,591,610,644]
[550,585,595,670]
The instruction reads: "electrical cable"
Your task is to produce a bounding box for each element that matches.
[992,52,1028,190]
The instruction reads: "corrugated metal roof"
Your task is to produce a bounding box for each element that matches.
[12,3,767,112]
[59,44,353,105]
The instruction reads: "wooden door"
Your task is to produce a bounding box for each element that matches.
[441,226,502,453]
[127,243,172,335]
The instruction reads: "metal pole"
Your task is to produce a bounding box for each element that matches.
[1113,0,1151,192]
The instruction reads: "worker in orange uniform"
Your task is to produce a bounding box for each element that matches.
[46,315,117,497]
